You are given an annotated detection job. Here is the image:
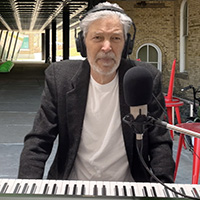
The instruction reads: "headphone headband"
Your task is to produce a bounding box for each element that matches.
[80,6,126,21]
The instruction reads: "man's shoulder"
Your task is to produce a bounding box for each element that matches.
[45,59,86,77]
[131,60,160,79]
[122,59,160,76]
[49,59,84,71]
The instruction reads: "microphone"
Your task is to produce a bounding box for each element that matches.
[123,66,153,108]
[123,66,153,150]
[122,66,200,199]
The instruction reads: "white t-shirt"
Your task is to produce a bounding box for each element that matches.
[69,74,133,181]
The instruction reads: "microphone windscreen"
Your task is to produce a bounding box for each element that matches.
[123,66,153,106]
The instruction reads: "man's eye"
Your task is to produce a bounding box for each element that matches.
[112,37,122,42]
[93,36,102,41]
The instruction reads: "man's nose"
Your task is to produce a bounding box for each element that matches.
[101,40,112,53]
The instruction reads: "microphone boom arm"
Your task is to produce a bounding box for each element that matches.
[148,116,200,139]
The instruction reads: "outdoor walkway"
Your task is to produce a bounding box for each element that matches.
[0,61,197,184]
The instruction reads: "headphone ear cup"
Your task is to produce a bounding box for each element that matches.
[122,33,134,59]
[76,31,87,57]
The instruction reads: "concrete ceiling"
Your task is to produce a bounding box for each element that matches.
[0,0,88,32]
[0,0,174,33]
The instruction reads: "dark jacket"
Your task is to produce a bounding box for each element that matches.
[18,58,175,183]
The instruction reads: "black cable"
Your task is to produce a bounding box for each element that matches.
[136,142,200,200]
[123,114,199,199]
[152,93,168,120]
[184,134,200,165]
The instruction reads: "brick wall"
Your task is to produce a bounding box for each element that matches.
[109,0,200,102]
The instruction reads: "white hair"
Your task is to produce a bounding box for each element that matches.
[80,2,133,40]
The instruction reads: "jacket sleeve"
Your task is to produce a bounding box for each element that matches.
[18,63,58,179]
[145,63,175,183]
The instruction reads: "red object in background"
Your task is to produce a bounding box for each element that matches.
[176,123,200,184]
[164,59,185,181]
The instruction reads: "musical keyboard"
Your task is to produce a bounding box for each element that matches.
[0,179,199,199]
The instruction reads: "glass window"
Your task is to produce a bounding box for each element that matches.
[138,46,147,62]
[137,43,162,71]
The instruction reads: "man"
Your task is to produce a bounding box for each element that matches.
[18,2,175,183]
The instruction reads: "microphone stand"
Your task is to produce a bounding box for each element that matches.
[123,113,200,200]
[123,112,148,152]
[148,117,200,139]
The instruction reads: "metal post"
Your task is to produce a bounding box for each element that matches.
[52,19,56,62]
[63,5,69,60]
[45,28,50,63]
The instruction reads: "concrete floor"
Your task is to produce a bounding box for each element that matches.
[0,61,197,184]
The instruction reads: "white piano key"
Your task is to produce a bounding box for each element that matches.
[170,183,194,198]
[161,183,180,198]
[24,179,41,194]
[95,180,103,196]
[187,183,200,198]
[121,182,130,196]
[35,179,48,194]
[176,183,195,198]
[123,182,134,196]
[149,182,166,197]
[11,179,27,194]
[74,180,84,195]
[137,182,152,197]
[115,181,125,196]
[46,179,58,195]
[50,180,63,195]
[66,180,77,195]
[102,181,110,196]
[15,179,37,194]
[141,182,155,197]
[88,181,97,196]
[81,180,90,196]
[109,181,117,196]
[0,179,3,190]
[4,179,17,194]
[131,182,146,197]
[57,180,70,195]
[0,179,9,193]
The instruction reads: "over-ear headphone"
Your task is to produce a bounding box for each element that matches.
[75,6,136,58]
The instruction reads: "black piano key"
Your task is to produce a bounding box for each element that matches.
[180,187,186,196]
[143,186,148,197]
[64,184,69,195]
[0,183,8,193]
[192,187,200,198]
[123,186,127,196]
[151,186,157,197]
[81,184,85,195]
[21,183,28,194]
[102,185,106,196]
[43,183,48,194]
[164,187,170,197]
[51,184,57,194]
[30,183,36,194]
[73,184,77,195]
[172,187,178,198]
[131,186,135,196]
[115,185,119,196]
[93,185,98,196]
[13,183,20,194]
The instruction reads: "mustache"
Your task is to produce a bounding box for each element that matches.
[96,52,116,59]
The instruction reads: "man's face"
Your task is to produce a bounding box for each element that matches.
[84,16,125,82]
